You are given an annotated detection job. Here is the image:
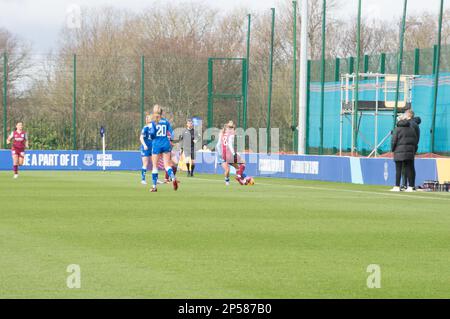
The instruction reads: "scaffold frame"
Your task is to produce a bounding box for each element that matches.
[339,72,416,157]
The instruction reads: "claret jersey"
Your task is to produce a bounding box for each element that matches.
[9,130,28,150]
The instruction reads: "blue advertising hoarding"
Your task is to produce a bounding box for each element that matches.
[0,149,443,186]
[0,150,141,171]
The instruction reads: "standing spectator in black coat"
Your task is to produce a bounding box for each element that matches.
[401,110,421,189]
[391,116,418,192]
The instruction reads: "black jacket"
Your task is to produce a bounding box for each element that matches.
[391,120,418,161]
[409,117,421,147]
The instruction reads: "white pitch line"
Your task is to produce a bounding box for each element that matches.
[191,177,450,202]
[109,171,450,202]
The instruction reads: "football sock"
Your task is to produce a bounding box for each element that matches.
[191,164,195,176]
[13,165,18,174]
[225,177,230,183]
[152,169,158,188]
[172,166,177,176]
[141,166,147,181]
[165,170,169,180]
[237,164,246,177]
[166,167,175,180]
[186,163,191,175]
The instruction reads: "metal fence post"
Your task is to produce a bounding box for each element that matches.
[430,0,444,153]
[348,56,354,74]
[72,54,77,150]
[334,58,340,82]
[140,55,145,128]
[319,0,326,155]
[306,60,311,154]
[266,8,275,153]
[432,44,438,73]
[380,53,386,74]
[241,58,248,130]
[352,0,362,155]
[363,54,369,79]
[292,1,298,152]
[413,48,420,75]
[2,52,7,149]
[207,58,213,130]
[245,14,251,131]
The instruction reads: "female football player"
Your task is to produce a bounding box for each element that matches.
[139,114,153,185]
[6,122,29,179]
[216,121,252,186]
[149,105,178,192]
[163,129,180,183]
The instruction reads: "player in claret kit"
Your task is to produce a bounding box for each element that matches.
[6,122,29,179]
[216,121,253,186]
[139,115,153,185]
[149,105,178,192]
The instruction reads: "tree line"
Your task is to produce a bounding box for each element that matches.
[0,0,449,151]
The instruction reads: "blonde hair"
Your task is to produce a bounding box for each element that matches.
[152,105,163,123]
[405,109,415,119]
[226,121,235,129]
[220,120,235,136]
[153,104,163,115]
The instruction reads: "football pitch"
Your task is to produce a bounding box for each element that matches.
[0,171,449,299]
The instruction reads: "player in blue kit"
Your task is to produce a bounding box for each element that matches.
[149,104,178,192]
[139,114,153,185]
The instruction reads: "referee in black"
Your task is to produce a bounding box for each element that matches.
[180,119,200,177]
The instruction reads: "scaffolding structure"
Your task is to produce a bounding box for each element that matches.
[339,73,416,157]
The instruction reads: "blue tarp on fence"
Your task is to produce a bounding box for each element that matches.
[309,73,450,153]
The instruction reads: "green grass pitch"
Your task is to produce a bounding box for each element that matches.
[0,171,449,299]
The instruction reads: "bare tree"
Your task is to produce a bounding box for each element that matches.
[0,28,32,92]
[0,27,32,142]
[335,18,397,58]
[404,9,450,50]
[4,1,449,151]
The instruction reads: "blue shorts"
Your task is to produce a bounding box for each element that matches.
[140,145,152,157]
[152,144,172,155]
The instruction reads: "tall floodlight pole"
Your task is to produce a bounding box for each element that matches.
[266,8,275,153]
[430,0,444,154]
[298,0,308,155]
[292,1,298,153]
[244,14,251,131]
[319,0,326,155]
[393,0,408,130]
[2,52,7,149]
[352,0,362,156]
